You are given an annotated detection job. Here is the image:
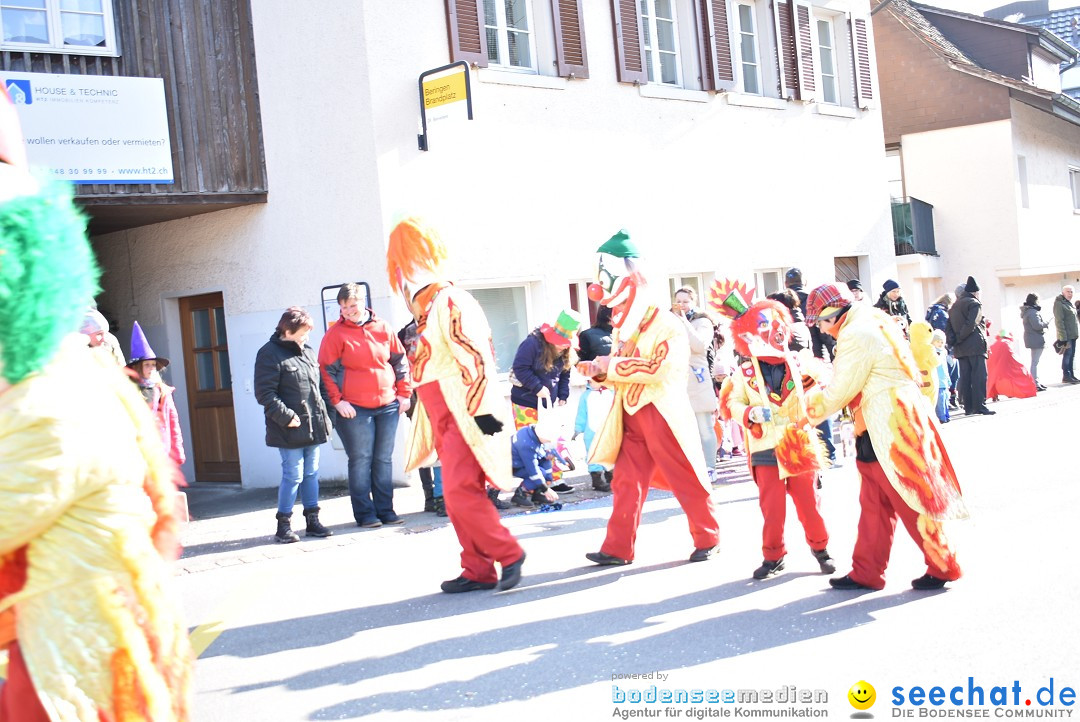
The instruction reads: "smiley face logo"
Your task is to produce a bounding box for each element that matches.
[848,680,876,710]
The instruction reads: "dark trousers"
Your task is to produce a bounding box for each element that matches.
[957,355,987,413]
[1062,338,1076,380]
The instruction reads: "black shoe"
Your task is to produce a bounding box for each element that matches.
[511,485,535,508]
[829,574,873,590]
[911,573,948,590]
[303,506,333,538]
[604,469,614,485]
[590,471,611,492]
[811,548,836,574]
[440,575,497,593]
[357,518,383,529]
[487,487,511,510]
[586,551,632,566]
[688,546,718,562]
[550,482,575,493]
[499,552,526,591]
[1066,376,1080,384]
[752,558,784,580]
[973,406,996,415]
[380,514,405,526]
[1036,383,1047,391]
[274,512,299,543]
[433,496,447,517]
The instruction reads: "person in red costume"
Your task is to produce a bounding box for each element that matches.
[386,218,525,593]
[986,331,1037,401]
[718,291,835,581]
[805,283,967,591]
[576,230,720,566]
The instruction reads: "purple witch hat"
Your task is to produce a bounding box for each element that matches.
[127,320,170,369]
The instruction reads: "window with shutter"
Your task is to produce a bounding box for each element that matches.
[640,0,682,86]
[483,0,538,70]
[552,0,589,78]
[775,1,799,99]
[794,1,816,101]
[447,0,489,67]
[852,16,874,108]
[611,0,648,84]
[735,2,762,95]
[815,17,839,104]
[696,0,734,91]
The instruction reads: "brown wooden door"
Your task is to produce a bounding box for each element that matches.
[179,293,241,482]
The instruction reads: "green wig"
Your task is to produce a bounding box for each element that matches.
[0,181,99,384]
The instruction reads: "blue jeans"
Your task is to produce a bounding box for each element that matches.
[335,401,400,523]
[817,417,836,461]
[934,388,950,423]
[277,445,321,513]
[1063,338,1076,379]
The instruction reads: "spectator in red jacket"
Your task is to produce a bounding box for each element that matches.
[318,283,411,528]
[127,320,186,467]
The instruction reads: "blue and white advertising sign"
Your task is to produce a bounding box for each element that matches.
[1,71,173,184]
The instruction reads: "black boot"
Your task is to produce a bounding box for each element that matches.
[590,470,611,492]
[812,548,836,574]
[420,468,435,512]
[511,485,535,508]
[303,506,333,538]
[275,512,299,543]
[433,496,447,517]
[604,469,614,485]
[487,486,511,510]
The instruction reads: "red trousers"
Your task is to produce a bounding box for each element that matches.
[851,459,961,589]
[0,643,51,722]
[751,466,828,561]
[418,384,523,584]
[600,404,720,561]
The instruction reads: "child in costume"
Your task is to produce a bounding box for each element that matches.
[931,330,951,423]
[0,89,192,721]
[129,320,187,467]
[986,331,1037,401]
[716,284,835,580]
[509,418,561,509]
[908,320,940,409]
[805,283,967,591]
[576,230,720,566]
[386,218,525,593]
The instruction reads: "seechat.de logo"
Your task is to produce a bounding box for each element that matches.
[5,79,32,105]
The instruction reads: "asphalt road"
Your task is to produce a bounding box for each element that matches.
[180,382,1080,721]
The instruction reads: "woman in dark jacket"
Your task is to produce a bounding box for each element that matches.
[255,306,334,543]
[509,310,581,428]
[1021,293,1049,390]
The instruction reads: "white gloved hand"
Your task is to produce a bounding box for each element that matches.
[748,406,771,424]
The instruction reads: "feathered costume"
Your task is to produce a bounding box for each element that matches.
[387,219,524,589]
[0,182,191,721]
[805,291,966,590]
[717,294,831,572]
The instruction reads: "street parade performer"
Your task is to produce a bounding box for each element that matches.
[386,217,525,593]
[714,281,836,581]
[804,283,967,591]
[0,88,192,721]
[576,230,720,566]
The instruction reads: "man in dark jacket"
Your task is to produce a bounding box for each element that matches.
[1053,285,1079,383]
[786,268,836,463]
[255,306,335,541]
[874,279,913,338]
[949,277,993,415]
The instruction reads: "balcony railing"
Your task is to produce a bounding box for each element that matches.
[891,196,937,256]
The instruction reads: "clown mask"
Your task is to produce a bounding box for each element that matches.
[587,254,649,330]
[731,300,793,361]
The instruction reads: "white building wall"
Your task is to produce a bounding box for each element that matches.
[898,120,1020,331]
[92,0,895,489]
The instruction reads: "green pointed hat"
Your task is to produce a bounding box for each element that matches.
[596,229,640,258]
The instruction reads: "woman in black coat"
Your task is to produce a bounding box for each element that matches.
[255,306,334,542]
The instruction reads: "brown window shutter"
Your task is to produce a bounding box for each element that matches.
[695,0,735,91]
[852,16,874,107]
[611,0,648,84]
[794,1,816,101]
[774,0,799,99]
[552,0,590,78]
[446,0,488,67]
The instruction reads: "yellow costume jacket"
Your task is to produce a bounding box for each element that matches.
[721,352,826,479]
[404,284,515,491]
[0,337,191,721]
[806,304,967,521]
[588,307,709,483]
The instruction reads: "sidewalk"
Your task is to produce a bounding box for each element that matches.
[177,469,617,575]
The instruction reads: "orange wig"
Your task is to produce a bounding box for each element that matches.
[387,218,449,293]
[729,299,793,359]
